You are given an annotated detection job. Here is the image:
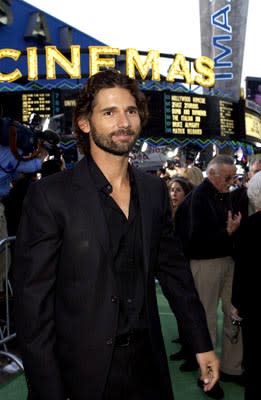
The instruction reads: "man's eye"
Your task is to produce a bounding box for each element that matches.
[128,109,138,115]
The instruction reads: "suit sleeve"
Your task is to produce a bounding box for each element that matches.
[156,181,213,354]
[12,181,66,400]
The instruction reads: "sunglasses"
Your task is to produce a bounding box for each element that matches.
[223,175,237,183]
[216,174,237,183]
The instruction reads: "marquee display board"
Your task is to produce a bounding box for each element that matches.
[141,91,244,140]
[246,76,261,106]
[0,90,61,123]
[0,89,247,141]
[243,99,261,144]
[245,111,261,142]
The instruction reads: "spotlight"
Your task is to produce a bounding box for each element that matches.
[141,141,148,152]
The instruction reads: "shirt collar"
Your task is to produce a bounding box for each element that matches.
[86,154,134,195]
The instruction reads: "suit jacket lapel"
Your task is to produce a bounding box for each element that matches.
[71,157,110,256]
[132,167,152,274]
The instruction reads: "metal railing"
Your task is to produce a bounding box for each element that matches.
[0,236,24,371]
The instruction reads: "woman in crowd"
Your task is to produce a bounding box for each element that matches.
[168,176,196,371]
[168,176,194,219]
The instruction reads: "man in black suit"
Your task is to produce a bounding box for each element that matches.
[13,70,219,400]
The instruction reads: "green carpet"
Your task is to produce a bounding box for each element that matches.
[0,372,27,400]
[0,285,244,399]
[157,285,244,400]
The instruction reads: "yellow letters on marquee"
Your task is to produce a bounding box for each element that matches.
[126,48,160,81]
[89,46,121,76]
[0,48,22,82]
[0,45,215,88]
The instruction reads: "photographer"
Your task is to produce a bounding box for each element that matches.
[0,114,60,199]
[0,142,48,199]
[3,159,64,246]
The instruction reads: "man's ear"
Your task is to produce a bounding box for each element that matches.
[78,118,90,133]
[208,168,217,180]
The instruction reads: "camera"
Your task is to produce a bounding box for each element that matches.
[164,159,181,170]
[231,318,242,327]
[229,317,242,344]
[0,114,61,159]
[42,140,63,161]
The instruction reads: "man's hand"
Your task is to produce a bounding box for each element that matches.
[196,350,220,392]
[230,304,243,323]
[226,210,241,235]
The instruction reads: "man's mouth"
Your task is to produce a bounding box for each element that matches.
[113,130,133,137]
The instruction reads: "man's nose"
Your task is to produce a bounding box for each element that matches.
[118,112,131,128]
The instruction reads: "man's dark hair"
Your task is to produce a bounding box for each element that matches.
[73,69,149,154]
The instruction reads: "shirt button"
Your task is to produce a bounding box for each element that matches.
[106,184,112,194]
[127,298,133,304]
[106,338,113,345]
[111,296,118,303]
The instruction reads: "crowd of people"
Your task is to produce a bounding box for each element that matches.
[1,69,260,400]
[164,154,261,400]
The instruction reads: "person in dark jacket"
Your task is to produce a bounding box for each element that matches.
[13,70,219,400]
[175,154,244,399]
[167,176,197,370]
[231,171,261,400]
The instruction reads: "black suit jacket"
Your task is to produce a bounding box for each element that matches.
[13,157,212,400]
[175,179,234,260]
[232,211,261,317]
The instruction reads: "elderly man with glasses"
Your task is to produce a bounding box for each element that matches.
[175,154,244,399]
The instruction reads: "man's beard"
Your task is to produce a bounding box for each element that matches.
[89,123,140,156]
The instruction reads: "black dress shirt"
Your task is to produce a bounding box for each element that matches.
[175,178,234,259]
[87,156,146,335]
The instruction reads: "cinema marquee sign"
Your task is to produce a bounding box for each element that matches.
[0,46,215,88]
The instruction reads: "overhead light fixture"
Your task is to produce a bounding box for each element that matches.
[42,117,50,131]
[141,141,148,152]
[167,150,175,159]
[173,147,179,156]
